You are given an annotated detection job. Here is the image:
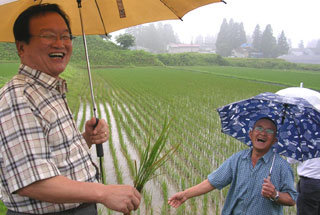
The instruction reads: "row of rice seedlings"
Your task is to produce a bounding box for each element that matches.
[111,102,135,178]
[93,67,280,213]
[117,99,228,213]
[109,91,146,151]
[110,95,171,214]
[76,68,296,214]
[75,101,84,128]
[110,94,215,212]
[114,97,148,147]
[92,75,120,215]
[78,101,87,132]
[202,194,209,215]
[104,98,156,215]
[72,98,81,125]
[111,93,206,214]
[107,86,198,214]
[109,85,206,182]
[115,116,155,214]
[102,101,123,185]
[160,180,169,215]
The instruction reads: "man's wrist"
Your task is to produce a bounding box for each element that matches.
[270,190,279,202]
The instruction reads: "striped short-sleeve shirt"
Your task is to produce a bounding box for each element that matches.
[0,64,98,214]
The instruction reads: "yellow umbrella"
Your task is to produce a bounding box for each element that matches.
[0,0,225,42]
[0,0,225,184]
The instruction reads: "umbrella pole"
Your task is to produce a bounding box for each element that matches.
[77,0,105,184]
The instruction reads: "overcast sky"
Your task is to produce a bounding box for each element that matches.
[3,0,317,48]
[154,0,320,48]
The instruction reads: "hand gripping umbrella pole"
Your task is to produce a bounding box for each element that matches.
[77,0,105,184]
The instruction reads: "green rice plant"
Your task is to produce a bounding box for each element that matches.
[79,102,87,132]
[133,118,180,193]
[0,201,7,215]
[112,104,136,178]
[190,198,197,214]
[109,139,123,184]
[202,194,208,215]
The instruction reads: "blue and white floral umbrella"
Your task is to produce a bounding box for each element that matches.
[217,92,320,161]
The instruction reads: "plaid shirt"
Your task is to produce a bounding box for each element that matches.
[0,64,98,214]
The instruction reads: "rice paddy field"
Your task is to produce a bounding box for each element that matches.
[1,62,320,215]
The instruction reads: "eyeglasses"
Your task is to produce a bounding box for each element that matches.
[31,32,75,45]
[253,126,275,135]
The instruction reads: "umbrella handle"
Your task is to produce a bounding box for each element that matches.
[268,153,276,177]
[93,118,104,157]
[93,118,106,184]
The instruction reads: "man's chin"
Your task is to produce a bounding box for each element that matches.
[253,142,269,151]
[44,68,65,78]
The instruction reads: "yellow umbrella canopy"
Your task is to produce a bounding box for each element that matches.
[0,0,224,42]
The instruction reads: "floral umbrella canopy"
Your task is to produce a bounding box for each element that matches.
[217,92,320,161]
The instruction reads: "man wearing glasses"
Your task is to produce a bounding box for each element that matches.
[0,4,140,215]
[169,117,297,215]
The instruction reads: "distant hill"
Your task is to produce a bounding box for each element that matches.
[0,35,163,66]
[70,35,162,66]
[0,36,320,71]
[278,54,320,65]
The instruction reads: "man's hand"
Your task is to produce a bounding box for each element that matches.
[261,176,296,206]
[17,176,141,214]
[168,179,215,208]
[102,185,141,214]
[261,176,276,199]
[168,191,188,208]
[83,117,109,148]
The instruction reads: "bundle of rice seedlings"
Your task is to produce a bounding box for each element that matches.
[133,118,180,193]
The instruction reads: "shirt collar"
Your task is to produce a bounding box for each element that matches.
[242,147,275,163]
[19,64,68,94]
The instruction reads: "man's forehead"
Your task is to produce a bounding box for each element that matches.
[29,12,68,31]
[254,118,276,129]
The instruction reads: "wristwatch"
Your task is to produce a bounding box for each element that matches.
[270,190,280,202]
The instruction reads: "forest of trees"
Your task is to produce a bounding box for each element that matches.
[113,18,319,58]
[216,18,290,58]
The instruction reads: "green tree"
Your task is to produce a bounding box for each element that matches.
[216,19,246,57]
[115,33,135,49]
[216,18,232,56]
[260,24,277,58]
[231,22,246,48]
[252,24,262,52]
[160,23,179,50]
[277,31,289,56]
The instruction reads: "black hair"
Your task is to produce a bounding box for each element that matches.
[254,117,278,133]
[13,3,71,44]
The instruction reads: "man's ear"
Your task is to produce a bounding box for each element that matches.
[16,41,25,57]
[272,137,278,145]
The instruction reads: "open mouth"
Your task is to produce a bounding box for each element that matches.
[257,138,266,143]
[49,52,65,59]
